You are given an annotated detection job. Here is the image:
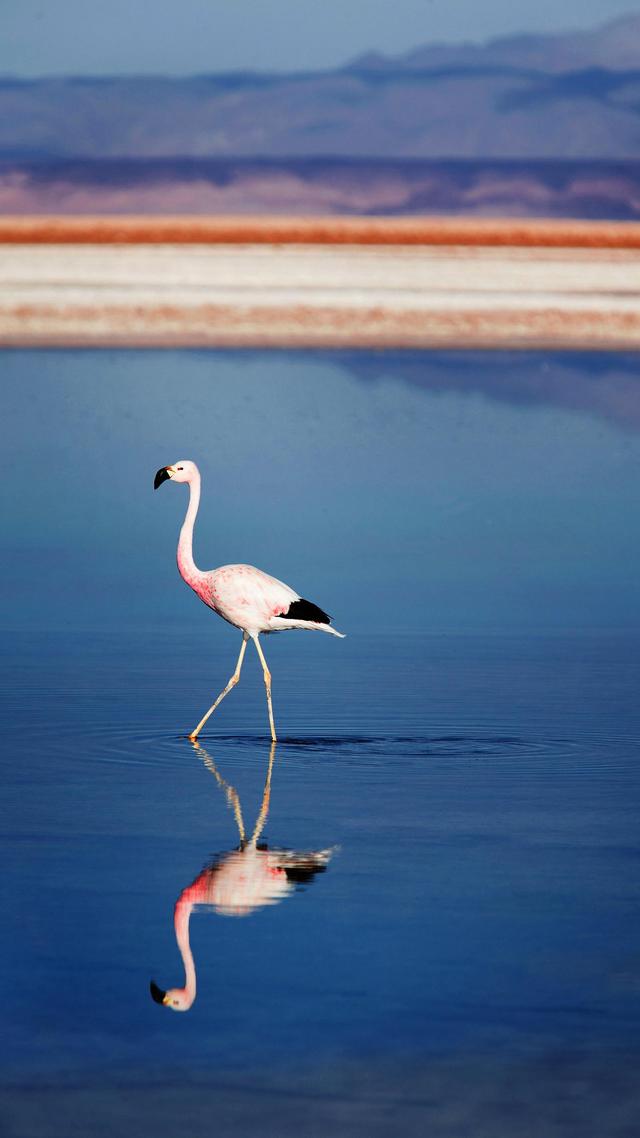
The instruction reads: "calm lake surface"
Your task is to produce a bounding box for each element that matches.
[3,349,640,1135]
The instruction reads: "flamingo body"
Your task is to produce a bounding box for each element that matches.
[192,562,341,639]
[154,459,344,740]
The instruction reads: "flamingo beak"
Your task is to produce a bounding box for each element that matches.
[154,466,174,489]
[150,980,169,1005]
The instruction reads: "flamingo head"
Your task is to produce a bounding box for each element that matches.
[150,980,194,1012]
[154,459,199,489]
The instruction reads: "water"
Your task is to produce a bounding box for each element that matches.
[3,350,640,1134]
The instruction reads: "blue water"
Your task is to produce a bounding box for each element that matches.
[3,350,640,1135]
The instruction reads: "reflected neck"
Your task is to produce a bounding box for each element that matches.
[177,474,205,589]
[175,897,196,1004]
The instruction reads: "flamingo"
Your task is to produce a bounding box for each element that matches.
[150,742,334,1011]
[154,460,344,741]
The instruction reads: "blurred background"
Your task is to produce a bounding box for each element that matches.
[1,1,640,218]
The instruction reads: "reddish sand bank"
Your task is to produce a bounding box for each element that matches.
[3,225,638,348]
[3,303,639,350]
[2,214,640,249]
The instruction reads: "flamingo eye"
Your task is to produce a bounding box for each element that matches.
[177,467,183,471]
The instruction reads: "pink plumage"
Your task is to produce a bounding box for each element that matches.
[154,459,344,740]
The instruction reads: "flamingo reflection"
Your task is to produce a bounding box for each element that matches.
[150,742,334,1012]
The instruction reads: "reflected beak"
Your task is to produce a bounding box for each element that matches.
[150,980,168,1005]
[154,465,175,490]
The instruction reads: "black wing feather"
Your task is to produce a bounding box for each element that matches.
[276,598,331,624]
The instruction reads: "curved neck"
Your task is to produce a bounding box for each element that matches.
[174,897,196,1003]
[177,474,204,589]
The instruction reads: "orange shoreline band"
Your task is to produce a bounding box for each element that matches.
[1,215,640,249]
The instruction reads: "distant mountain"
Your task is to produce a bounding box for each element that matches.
[1,14,640,162]
[352,13,640,73]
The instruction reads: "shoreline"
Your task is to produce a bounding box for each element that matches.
[3,306,640,351]
[2,216,639,349]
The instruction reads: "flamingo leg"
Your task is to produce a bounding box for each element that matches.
[188,633,249,741]
[252,635,277,743]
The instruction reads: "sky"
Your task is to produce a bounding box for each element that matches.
[1,0,638,76]
[4,348,640,635]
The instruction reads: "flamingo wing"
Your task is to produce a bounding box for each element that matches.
[206,564,299,629]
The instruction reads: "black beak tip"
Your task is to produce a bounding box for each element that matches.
[150,980,167,1004]
[154,467,171,490]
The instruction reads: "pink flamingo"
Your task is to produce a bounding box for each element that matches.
[150,742,334,1011]
[154,460,344,741]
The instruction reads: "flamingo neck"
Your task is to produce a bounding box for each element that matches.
[174,897,196,1004]
[177,474,205,590]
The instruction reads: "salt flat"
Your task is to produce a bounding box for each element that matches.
[2,240,639,348]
